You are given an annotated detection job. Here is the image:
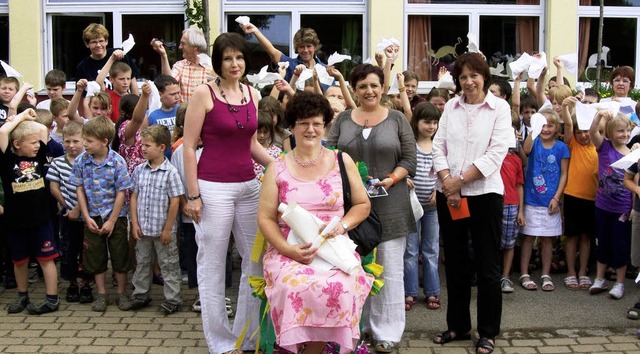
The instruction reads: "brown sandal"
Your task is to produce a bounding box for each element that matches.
[426,296,440,310]
[405,296,417,311]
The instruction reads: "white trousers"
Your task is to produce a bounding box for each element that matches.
[362,237,406,343]
[195,179,261,354]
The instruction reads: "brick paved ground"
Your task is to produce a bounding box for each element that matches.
[1,269,640,353]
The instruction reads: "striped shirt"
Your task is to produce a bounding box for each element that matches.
[132,158,184,236]
[46,155,79,209]
[413,144,436,205]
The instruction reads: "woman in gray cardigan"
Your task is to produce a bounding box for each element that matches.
[327,63,416,353]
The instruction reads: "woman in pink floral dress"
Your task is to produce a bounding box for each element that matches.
[258,92,374,354]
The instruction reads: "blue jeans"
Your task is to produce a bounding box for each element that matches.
[403,207,440,298]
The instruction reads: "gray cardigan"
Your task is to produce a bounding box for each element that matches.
[327,109,417,242]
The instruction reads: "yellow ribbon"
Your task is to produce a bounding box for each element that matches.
[249,275,267,299]
[251,229,268,263]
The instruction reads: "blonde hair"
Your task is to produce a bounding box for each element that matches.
[549,84,573,104]
[11,121,42,143]
[89,92,111,110]
[35,109,54,128]
[83,115,115,143]
[605,113,632,140]
[63,120,84,138]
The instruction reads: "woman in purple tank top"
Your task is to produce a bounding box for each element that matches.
[182,33,273,354]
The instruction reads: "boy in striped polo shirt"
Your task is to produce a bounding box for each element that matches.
[46,121,94,304]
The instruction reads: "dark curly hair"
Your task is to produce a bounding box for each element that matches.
[284,92,334,128]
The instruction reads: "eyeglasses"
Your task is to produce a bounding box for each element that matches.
[613,78,631,84]
[89,39,106,47]
[296,122,324,130]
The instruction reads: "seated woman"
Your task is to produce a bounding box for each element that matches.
[258,92,374,354]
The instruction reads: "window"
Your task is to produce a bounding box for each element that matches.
[51,14,111,81]
[227,14,292,74]
[223,1,367,77]
[587,0,640,6]
[0,15,7,64]
[44,1,184,82]
[579,17,637,81]
[406,1,543,81]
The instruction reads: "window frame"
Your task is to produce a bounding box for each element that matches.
[42,1,185,84]
[578,4,640,86]
[222,0,368,62]
[405,1,545,89]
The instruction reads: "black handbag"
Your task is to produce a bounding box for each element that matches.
[337,151,382,257]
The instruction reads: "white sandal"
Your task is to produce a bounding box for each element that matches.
[541,274,555,291]
[519,274,537,290]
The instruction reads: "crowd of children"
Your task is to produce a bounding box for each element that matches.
[3,22,640,354]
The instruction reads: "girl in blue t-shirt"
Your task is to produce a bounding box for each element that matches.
[589,110,632,299]
[519,108,570,292]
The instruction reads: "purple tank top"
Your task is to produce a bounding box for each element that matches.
[197,84,258,182]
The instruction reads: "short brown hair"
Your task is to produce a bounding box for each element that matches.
[293,28,321,52]
[44,69,66,88]
[109,61,132,79]
[349,64,384,89]
[82,23,109,44]
[141,124,171,148]
[173,105,187,143]
[211,33,249,79]
[451,52,491,94]
[611,66,635,88]
[284,92,333,128]
[63,120,83,138]
[83,115,115,143]
[402,70,420,83]
[0,76,19,90]
[35,109,54,128]
[50,98,69,117]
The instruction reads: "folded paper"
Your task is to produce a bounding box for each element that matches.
[375,37,400,53]
[277,61,290,69]
[558,53,578,75]
[387,75,399,95]
[362,56,375,65]
[295,68,314,90]
[0,60,22,78]
[611,147,640,170]
[327,52,351,66]
[508,53,533,79]
[575,100,621,130]
[147,81,162,112]
[314,65,334,87]
[235,16,251,26]
[528,52,547,79]
[85,81,102,98]
[121,34,135,55]
[467,32,479,53]
[436,71,454,89]
[530,112,547,140]
[278,202,360,274]
[247,65,282,87]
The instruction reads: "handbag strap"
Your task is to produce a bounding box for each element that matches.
[337,151,353,212]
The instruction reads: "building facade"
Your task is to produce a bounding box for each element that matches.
[1,1,638,90]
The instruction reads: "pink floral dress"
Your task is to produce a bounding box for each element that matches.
[263,154,374,354]
[117,120,144,176]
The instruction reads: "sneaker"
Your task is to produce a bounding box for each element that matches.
[26,298,59,315]
[501,277,514,293]
[160,301,180,314]
[181,271,188,284]
[117,294,133,311]
[7,294,29,314]
[27,270,40,284]
[589,278,609,295]
[92,294,108,312]
[79,285,94,304]
[226,304,234,317]
[609,283,625,300]
[130,296,152,310]
[192,299,201,313]
[66,285,80,303]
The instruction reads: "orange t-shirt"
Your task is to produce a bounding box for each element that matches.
[564,137,598,201]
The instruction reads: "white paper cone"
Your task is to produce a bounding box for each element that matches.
[278,202,360,274]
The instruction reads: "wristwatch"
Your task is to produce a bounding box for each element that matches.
[340,220,349,231]
[187,194,201,201]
